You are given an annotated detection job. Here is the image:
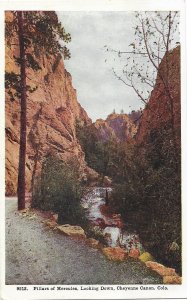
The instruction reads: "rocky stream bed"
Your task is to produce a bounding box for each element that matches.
[81,187,143,251]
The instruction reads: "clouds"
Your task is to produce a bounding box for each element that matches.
[57,11,142,121]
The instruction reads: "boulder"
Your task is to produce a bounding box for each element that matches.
[19,208,29,215]
[169,241,180,252]
[102,247,128,261]
[112,214,121,219]
[86,238,100,249]
[145,261,176,276]
[163,275,182,284]
[45,220,57,229]
[57,224,86,239]
[139,252,154,263]
[52,214,58,222]
[129,248,140,259]
[103,176,112,187]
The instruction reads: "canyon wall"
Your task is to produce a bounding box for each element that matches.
[5,33,94,195]
[136,46,180,144]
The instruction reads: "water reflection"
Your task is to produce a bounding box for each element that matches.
[82,187,143,252]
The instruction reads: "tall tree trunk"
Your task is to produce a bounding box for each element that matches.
[17,11,27,210]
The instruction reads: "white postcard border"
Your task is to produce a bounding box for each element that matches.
[0,1,186,299]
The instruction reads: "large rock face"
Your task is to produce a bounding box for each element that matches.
[5,32,92,195]
[93,113,138,142]
[136,46,180,144]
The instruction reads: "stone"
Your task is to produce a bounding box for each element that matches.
[18,208,33,218]
[19,208,29,214]
[45,220,57,229]
[163,275,182,284]
[139,252,154,262]
[112,214,121,219]
[57,224,86,238]
[169,241,180,252]
[102,247,128,261]
[52,214,58,222]
[129,248,140,259]
[103,176,112,187]
[95,218,106,227]
[145,261,176,276]
[28,215,37,220]
[86,238,100,249]
[5,11,14,22]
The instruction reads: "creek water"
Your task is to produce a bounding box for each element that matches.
[82,187,144,252]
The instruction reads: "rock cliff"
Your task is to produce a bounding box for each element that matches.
[93,113,138,142]
[5,32,93,195]
[136,46,180,144]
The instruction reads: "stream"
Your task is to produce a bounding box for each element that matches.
[82,187,144,252]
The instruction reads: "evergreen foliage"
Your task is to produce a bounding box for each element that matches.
[111,125,181,272]
[5,11,71,102]
[32,155,87,226]
[76,121,118,180]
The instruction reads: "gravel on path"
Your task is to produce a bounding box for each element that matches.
[6,198,162,285]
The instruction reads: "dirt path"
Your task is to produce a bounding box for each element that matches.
[6,198,162,285]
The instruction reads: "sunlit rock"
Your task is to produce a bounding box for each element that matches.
[163,275,182,284]
[86,238,100,249]
[169,241,180,252]
[129,248,140,259]
[102,247,128,261]
[57,224,86,238]
[44,219,57,229]
[145,261,176,276]
[52,214,58,222]
[139,252,154,263]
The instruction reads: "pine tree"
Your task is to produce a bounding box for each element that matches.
[5,11,71,210]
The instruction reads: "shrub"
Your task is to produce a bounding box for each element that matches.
[32,154,87,227]
[110,125,181,273]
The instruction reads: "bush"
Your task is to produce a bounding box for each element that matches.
[110,125,181,273]
[32,154,87,227]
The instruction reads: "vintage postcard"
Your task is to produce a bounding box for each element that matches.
[0,0,187,299]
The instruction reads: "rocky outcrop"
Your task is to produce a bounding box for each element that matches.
[136,46,180,144]
[94,113,138,142]
[5,19,93,195]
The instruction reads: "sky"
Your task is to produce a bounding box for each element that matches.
[57,11,142,122]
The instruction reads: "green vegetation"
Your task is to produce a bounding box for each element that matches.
[114,126,181,273]
[76,121,117,180]
[32,155,87,227]
[77,119,181,273]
